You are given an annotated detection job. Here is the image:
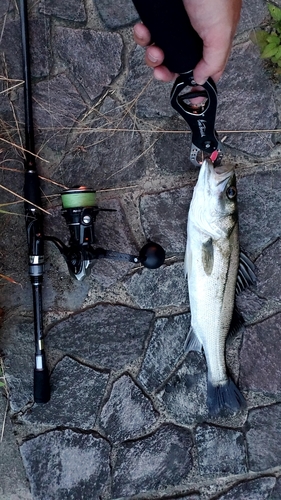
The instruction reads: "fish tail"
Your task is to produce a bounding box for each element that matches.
[207,377,246,416]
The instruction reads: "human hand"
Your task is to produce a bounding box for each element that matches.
[133,0,242,84]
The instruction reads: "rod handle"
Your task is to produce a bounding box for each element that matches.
[132,0,203,74]
[34,368,50,403]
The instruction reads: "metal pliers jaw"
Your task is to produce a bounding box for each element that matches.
[170,70,223,167]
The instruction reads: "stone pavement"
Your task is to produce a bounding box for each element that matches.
[1,0,281,498]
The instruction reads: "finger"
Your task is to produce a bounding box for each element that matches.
[145,46,165,67]
[193,45,230,85]
[133,23,151,47]
[153,65,177,82]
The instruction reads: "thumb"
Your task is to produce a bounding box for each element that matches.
[193,46,229,85]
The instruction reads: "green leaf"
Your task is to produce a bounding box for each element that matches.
[274,45,281,59]
[278,58,281,66]
[0,381,5,388]
[267,33,280,45]
[268,3,281,21]
[261,42,279,58]
[250,29,269,50]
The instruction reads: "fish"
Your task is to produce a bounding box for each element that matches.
[184,159,255,416]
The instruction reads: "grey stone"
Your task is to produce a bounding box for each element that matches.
[235,289,267,323]
[20,429,111,500]
[0,19,51,79]
[0,0,12,19]
[39,0,86,22]
[237,0,268,34]
[138,314,190,392]
[270,476,281,500]
[237,170,281,257]
[216,42,277,155]
[216,477,276,500]
[54,27,123,101]
[94,0,139,29]
[92,196,139,286]
[0,316,34,412]
[239,313,281,394]
[246,404,281,471]
[0,394,32,499]
[140,186,193,253]
[112,424,193,497]
[125,262,188,309]
[160,355,208,426]
[46,304,155,369]
[195,424,247,477]
[58,97,146,190]
[33,73,87,154]
[153,131,195,175]
[99,374,158,443]
[23,356,109,429]
[123,45,175,118]
[255,239,281,299]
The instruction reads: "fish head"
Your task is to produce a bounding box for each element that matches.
[189,159,238,239]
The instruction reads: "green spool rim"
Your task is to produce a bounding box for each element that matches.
[61,188,96,209]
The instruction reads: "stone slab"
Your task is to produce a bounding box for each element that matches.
[216,42,277,155]
[246,404,281,471]
[153,131,194,176]
[20,429,111,500]
[23,356,109,429]
[58,97,146,190]
[195,424,247,477]
[140,186,193,253]
[54,27,123,101]
[112,424,193,497]
[138,314,190,392]
[239,313,281,394]
[0,19,51,80]
[238,170,281,257]
[125,262,188,309]
[216,476,276,499]
[123,45,175,118]
[270,476,281,500]
[160,354,208,426]
[99,374,158,443]
[255,239,281,300]
[33,73,87,154]
[237,0,268,34]
[0,394,32,500]
[0,317,34,412]
[46,304,155,370]
[94,0,139,29]
[39,0,86,22]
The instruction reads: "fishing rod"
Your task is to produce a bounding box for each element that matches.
[18,0,166,403]
[19,0,50,403]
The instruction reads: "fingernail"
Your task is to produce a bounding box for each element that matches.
[147,52,158,63]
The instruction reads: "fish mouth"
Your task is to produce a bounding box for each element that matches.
[202,159,235,184]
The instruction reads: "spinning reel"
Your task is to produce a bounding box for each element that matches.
[46,187,166,281]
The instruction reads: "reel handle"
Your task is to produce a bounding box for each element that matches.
[132,0,203,74]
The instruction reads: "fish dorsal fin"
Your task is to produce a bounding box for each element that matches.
[236,251,256,295]
[202,238,214,276]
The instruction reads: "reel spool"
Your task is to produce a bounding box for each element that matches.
[61,187,98,247]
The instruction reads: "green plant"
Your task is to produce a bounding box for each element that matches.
[251,3,281,74]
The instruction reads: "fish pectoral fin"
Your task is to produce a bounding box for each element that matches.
[201,238,214,276]
[228,306,244,338]
[184,327,203,353]
[207,377,246,416]
[236,251,256,295]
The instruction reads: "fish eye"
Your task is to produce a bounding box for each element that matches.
[226,186,237,199]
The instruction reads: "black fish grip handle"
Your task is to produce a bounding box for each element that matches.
[131,0,222,165]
